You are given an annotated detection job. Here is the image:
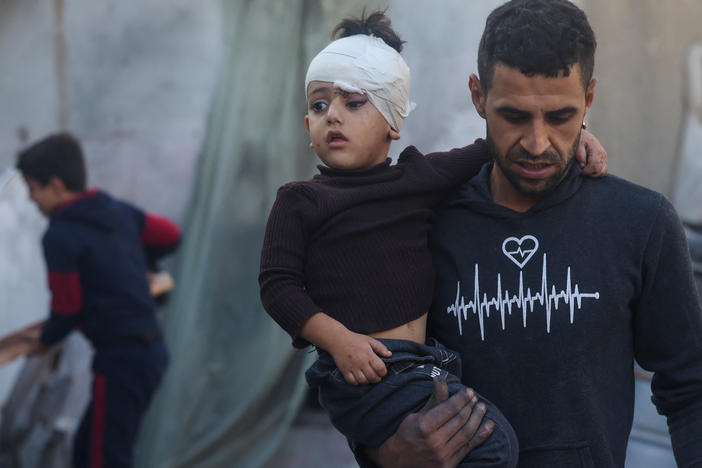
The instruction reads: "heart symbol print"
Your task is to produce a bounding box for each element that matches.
[502,235,539,269]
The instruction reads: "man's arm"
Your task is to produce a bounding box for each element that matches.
[634,197,702,466]
[360,378,495,468]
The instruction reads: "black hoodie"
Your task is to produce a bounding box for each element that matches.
[429,162,702,467]
[40,190,180,369]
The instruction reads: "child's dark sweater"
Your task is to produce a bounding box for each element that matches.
[40,189,180,366]
[259,142,490,347]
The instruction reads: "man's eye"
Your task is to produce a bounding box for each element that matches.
[548,115,571,125]
[311,101,327,112]
[504,114,527,123]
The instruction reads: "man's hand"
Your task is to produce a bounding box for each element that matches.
[329,331,391,386]
[576,129,607,177]
[369,377,494,468]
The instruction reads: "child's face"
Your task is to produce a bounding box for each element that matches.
[305,81,400,171]
[24,177,62,217]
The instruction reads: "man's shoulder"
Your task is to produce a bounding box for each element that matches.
[584,173,667,207]
[582,174,681,229]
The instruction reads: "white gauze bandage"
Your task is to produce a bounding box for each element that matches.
[305,34,415,132]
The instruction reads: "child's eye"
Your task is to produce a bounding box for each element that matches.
[310,101,327,112]
[347,100,366,109]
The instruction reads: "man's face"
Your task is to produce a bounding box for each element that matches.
[470,63,596,207]
[305,81,399,171]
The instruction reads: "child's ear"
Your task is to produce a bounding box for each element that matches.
[47,176,67,194]
[304,115,310,133]
[388,129,400,141]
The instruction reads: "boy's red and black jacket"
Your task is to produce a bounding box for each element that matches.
[40,189,181,350]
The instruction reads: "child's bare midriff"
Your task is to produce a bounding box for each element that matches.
[370,313,427,345]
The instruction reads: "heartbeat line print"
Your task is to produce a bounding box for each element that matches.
[446,253,600,340]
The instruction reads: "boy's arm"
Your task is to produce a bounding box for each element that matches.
[577,129,608,177]
[259,185,328,346]
[39,230,83,347]
[422,129,607,183]
[300,312,390,385]
[260,184,390,384]
[138,212,181,269]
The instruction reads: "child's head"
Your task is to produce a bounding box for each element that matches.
[304,10,413,171]
[16,132,87,216]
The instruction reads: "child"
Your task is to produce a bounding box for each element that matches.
[16,132,181,468]
[259,11,605,466]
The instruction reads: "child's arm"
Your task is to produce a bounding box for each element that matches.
[576,129,608,176]
[39,230,83,347]
[260,184,391,385]
[300,312,391,385]
[422,129,607,182]
[122,202,181,269]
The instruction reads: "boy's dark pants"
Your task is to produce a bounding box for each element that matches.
[73,338,168,468]
[306,338,518,468]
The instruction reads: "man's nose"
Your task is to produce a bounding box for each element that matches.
[520,119,550,156]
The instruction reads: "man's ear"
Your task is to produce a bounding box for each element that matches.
[469,74,486,119]
[388,128,400,141]
[585,77,597,111]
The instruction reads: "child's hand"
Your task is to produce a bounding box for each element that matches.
[577,129,608,178]
[329,332,392,386]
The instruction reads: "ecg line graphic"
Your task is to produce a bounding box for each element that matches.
[446,253,600,340]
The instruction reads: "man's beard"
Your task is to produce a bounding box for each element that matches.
[486,127,580,196]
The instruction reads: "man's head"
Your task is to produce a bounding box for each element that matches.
[477,0,596,94]
[16,132,87,216]
[303,11,411,170]
[470,0,597,211]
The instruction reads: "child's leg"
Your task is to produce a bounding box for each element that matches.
[307,339,518,467]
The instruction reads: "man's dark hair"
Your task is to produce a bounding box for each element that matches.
[477,0,596,92]
[332,9,405,53]
[16,132,87,192]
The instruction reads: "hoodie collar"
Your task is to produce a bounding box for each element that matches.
[53,188,99,215]
[449,161,584,217]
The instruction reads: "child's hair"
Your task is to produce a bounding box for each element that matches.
[332,9,405,53]
[16,132,87,192]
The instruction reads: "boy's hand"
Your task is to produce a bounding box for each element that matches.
[577,129,607,177]
[329,331,392,386]
[17,327,47,356]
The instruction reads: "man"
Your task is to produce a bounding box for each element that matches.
[368,0,702,467]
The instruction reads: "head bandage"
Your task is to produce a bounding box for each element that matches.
[305,34,415,131]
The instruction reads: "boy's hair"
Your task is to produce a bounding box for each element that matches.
[332,9,405,53]
[16,132,87,192]
[477,0,596,93]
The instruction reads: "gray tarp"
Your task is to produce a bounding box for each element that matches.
[134,2,353,467]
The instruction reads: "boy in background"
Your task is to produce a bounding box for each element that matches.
[259,11,606,467]
[16,132,180,468]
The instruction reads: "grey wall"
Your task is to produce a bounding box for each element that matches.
[585,0,702,196]
[0,0,221,409]
[0,0,223,220]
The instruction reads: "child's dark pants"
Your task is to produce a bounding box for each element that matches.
[73,337,168,468]
[306,338,518,468]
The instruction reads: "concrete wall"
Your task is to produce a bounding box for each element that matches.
[0,0,223,220]
[0,0,221,407]
[374,1,701,197]
[585,0,702,196]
